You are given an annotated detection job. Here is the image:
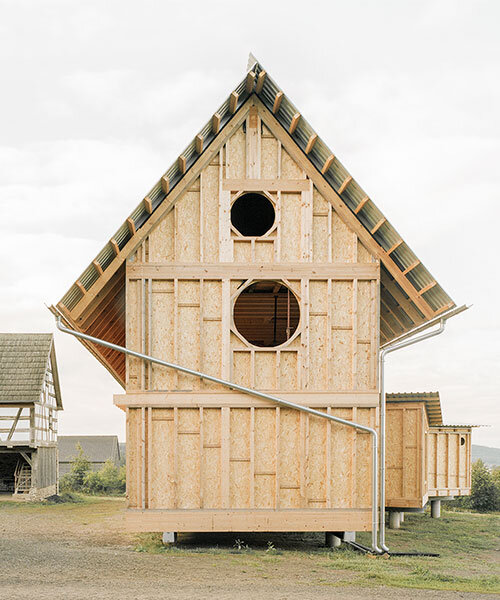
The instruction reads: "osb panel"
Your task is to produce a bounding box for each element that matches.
[330,408,356,509]
[281,147,304,178]
[149,408,175,509]
[126,279,142,391]
[226,125,246,178]
[126,408,142,508]
[254,351,276,390]
[254,408,276,509]
[176,408,200,509]
[332,212,356,262]
[150,280,175,389]
[280,192,301,262]
[279,408,301,508]
[261,124,278,178]
[229,408,251,508]
[148,210,175,263]
[201,165,220,262]
[177,280,200,389]
[201,408,221,508]
[354,408,373,508]
[175,189,200,262]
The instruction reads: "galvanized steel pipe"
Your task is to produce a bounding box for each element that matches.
[55,316,383,554]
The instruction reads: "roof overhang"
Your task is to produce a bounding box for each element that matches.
[50,59,458,385]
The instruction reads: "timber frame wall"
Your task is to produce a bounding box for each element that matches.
[115,100,382,532]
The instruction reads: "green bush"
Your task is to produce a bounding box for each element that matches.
[469,460,500,512]
[60,446,126,496]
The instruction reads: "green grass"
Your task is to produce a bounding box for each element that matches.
[135,509,500,594]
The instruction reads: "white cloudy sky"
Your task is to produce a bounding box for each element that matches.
[0,0,498,446]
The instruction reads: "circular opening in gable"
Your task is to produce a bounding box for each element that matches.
[233,281,300,348]
[231,193,275,237]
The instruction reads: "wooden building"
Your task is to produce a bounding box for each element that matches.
[51,59,471,537]
[0,333,62,500]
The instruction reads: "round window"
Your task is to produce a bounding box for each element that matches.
[231,193,275,237]
[233,281,300,347]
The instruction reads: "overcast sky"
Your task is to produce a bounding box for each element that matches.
[0,0,498,446]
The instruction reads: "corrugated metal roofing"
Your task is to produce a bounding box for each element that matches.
[387,392,443,426]
[0,333,63,408]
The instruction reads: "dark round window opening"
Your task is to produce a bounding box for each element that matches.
[231,193,275,237]
[233,281,300,347]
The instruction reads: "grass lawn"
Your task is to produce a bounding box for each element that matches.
[137,508,500,594]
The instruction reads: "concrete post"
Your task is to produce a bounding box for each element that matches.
[400,511,405,523]
[162,532,177,544]
[389,511,400,529]
[431,499,441,518]
[326,532,342,548]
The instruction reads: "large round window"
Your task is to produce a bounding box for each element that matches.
[231,193,275,237]
[233,281,300,347]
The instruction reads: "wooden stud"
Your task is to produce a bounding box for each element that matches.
[212,112,221,134]
[127,217,136,236]
[195,134,204,154]
[289,113,301,135]
[143,196,153,215]
[110,238,120,256]
[402,260,420,276]
[178,155,187,174]
[354,195,369,214]
[229,91,239,114]
[245,71,256,94]
[92,260,103,276]
[371,217,386,234]
[255,70,266,93]
[338,175,352,194]
[273,91,283,114]
[305,134,318,154]
[321,154,335,174]
[161,176,170,195]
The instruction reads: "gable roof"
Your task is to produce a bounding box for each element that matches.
[58,435,120,463]
[50,58,456,385]
[0,333,63,408]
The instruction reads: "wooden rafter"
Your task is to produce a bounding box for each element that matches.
[338,175,352,194]
[272,91,283,114]
[92,260,103,276]
[178,155,187,174]
[255,70,266,93]
[354,196,369,214]
[402,260,420,276]
[305,134,318,154]
[418,281,437,296]
[289,113,301,135]
[229,91,239,114]
[144,196,153,214]
[195,134,204,154]
[126,218,136,236]
[161,176,170,195]
[212,113,221,134]
[245,71,255,94]
[371,218,386,234]
[110,239,120,256]
[321,154,335,174]
[75,281,86,295]
[387,239,403,254]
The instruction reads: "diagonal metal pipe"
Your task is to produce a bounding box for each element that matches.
[55,315,383,553]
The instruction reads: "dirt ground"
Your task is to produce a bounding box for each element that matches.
[0,497,497,600]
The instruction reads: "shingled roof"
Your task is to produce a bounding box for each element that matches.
[58,435,120,464]
[50,57,458,385]
[0,333,62,408]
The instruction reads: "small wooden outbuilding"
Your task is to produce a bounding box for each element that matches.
[51,59,471,537]
[0,333,62,499]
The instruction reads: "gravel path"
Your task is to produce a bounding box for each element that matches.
[0,498,494,599]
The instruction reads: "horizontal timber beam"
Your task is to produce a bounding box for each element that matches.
[126,262,380,280]
[222,178,311,192]
[114,391,379,410]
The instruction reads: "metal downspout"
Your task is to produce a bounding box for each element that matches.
[378,319,446,552]
[55,316,383,554]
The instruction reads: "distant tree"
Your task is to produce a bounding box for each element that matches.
[59,443,91,492]
[83,460,125,495]
[469,460,500,512]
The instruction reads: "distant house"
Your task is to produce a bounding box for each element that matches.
[0,333,63,499]
[58,435,121,476]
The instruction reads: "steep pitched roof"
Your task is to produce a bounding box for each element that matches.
[58,435,120,464]
[50,59,456,385]
[0,333,63,408]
